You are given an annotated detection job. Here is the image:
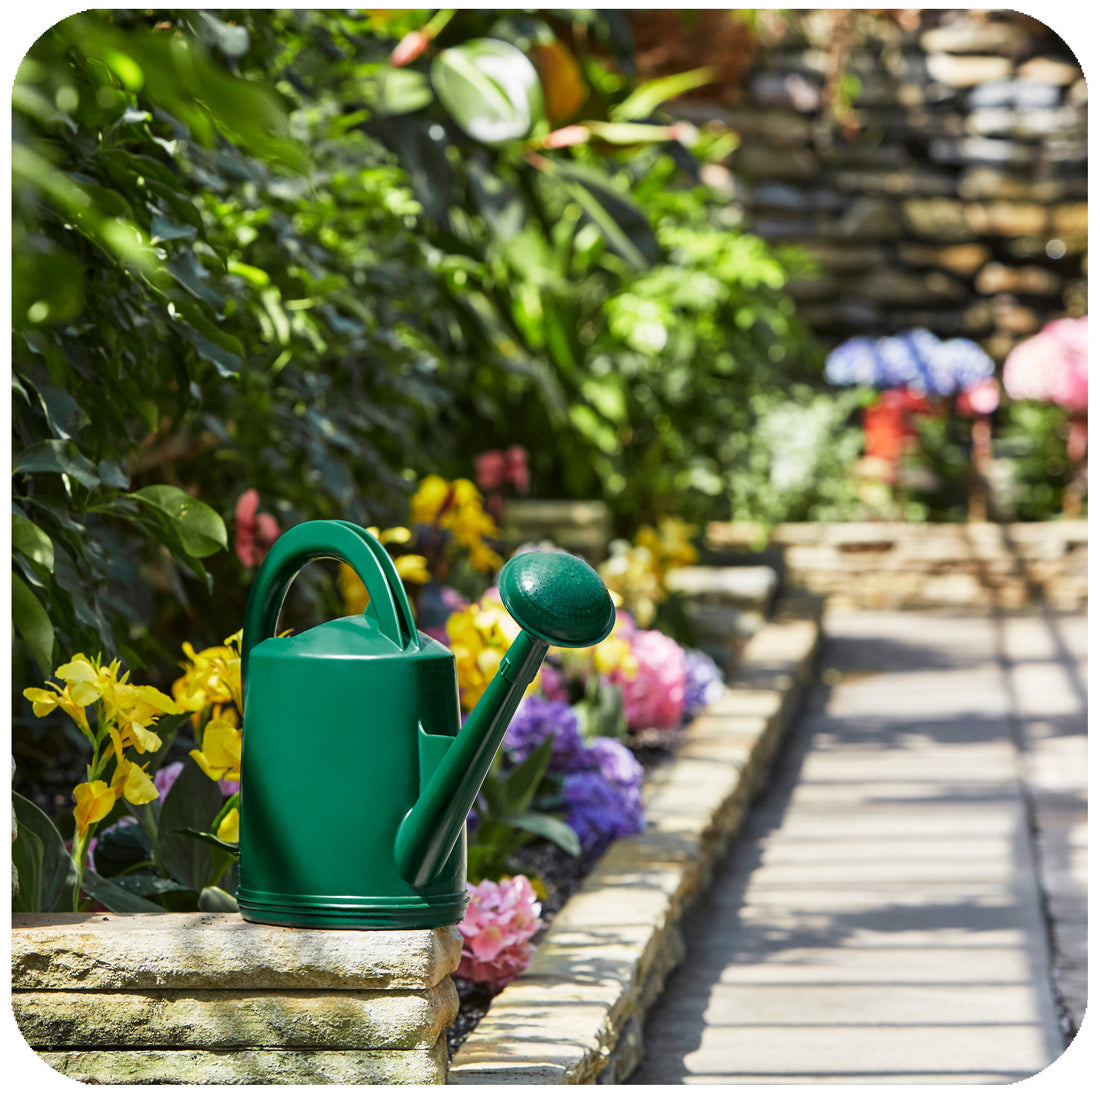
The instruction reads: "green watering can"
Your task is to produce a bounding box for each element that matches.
[237,520,615,929]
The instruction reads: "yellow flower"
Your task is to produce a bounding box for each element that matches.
[73,780,115,837]
[446,597,521,711]
[190,719,242,784]
[54,654,103,706]
[23,684,91,734]
[338,562,369,615]
[410,475,451,524]
[394,554,431,583]
[111,757,158,806]
[172,635,242,715]
[216,808,240,844]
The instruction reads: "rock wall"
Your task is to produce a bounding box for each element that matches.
[706,520,1087,610]
[664,9,1087,358]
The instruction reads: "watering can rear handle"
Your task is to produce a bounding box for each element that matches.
[241,521,418,685]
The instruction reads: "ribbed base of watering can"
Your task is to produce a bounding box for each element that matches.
[237,888,470,930]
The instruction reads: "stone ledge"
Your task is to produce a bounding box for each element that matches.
[448,597,822,1084]
[13,917,462,1084]
[12,914,462,991]
[37,1044,449,1085]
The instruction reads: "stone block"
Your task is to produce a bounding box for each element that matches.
[1017,57,1082,85]
[926,53,1013,87]
[965,201,1047,236]
[665,565,777,608]
[898,242,991,275]
[920,20,1029,56]
[903,197,970,239]
[12,914,462,992]
[975,263,1062,296]
[1052,203,1087,237]
[14,983,458,1051]
[37,1044,449,1085]
[500,499,610,561]
[970,79,1060,110]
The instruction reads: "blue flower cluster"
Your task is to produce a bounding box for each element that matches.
[825,328,993,397]
[563,739,645,852]
[683,649,724,717]
[504,696,646,852]
[503,695,590,773]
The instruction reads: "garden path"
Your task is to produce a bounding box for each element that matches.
[630,609,1086,1084]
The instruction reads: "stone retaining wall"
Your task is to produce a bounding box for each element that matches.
[12,914,462,1084]
[666,9,1086,356]
[706,520,1086,610]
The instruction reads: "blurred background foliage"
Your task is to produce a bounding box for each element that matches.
[14,8,852,680]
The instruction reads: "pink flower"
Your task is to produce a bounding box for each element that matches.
[616,629,686,732]
[957,378,1000,417]
[474,446,530,494]
[456,875,541,989]
[390,30,429,67]
[1003,317,1088,412]
[234,490,281,567]
[541,125,590,149]
[539,662,568,702]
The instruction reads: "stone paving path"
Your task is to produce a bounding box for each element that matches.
[630,609,1085,1084]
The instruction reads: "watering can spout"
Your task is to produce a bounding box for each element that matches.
[393,552,615,888]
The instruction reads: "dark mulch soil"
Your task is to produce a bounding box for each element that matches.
[445,726,686,1058]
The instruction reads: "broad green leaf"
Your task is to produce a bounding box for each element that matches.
[81,869,164,912]
[14,439,100,488]
[375,68,434,116]
[12,574,55,674]
[432,38,544,145]
[584,121,684,145]
[158,757,231,890]
[128,485,227,557]
[13,793,78,912]
[168,826,240,856]
[198,885,239,912]
[12,515,54,571]
[502,811,581,857]
[498,733,555,816]
[91,819,154,877]
[610,67,716,121]
[12,823,45,913]
[107,873,192,897]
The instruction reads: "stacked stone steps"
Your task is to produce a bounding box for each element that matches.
[12,913,461,1084]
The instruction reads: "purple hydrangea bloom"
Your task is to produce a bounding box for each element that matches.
[503,695,589,773]
[562,769,645,852]
[586,737,643,794]
[683,649,724,717]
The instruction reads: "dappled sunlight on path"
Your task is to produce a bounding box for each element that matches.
[630,610,1084,1084]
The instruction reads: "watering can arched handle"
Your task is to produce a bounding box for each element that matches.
[241,520,419,685]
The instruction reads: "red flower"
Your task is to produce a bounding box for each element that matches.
[475,447,529,494]
[235,490,281,567]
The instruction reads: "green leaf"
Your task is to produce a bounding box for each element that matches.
[12,515,54,571]
[12,823,45,913]
[432,38,544,145]
[13,793,78,912]
[14,439,100,488]
[552,162,657,269]
[12,574,55,675]
[128,485,227,557]
[375,68,435,116]
[106,872,192,897]
[167,826,239,856]
[502,811,581,857]
[584,121,683,145]
[498,733,554,816]
[81,869,165,912]
[198,885,239,912]
[611,67,716,121]
[158,757,231,890]
[91,819,154,877]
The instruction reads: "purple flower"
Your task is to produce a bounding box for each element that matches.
[154,761,184,799]
[562,769,645,852]
[503,696,589,773]
[586,737,643,793]
[683,649,724,717]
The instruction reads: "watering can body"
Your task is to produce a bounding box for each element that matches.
[236,519,615,930]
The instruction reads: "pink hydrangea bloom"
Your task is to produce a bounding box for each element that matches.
[616,629,687,732]
[456,875,541,989]
[1003,317,1088,412]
